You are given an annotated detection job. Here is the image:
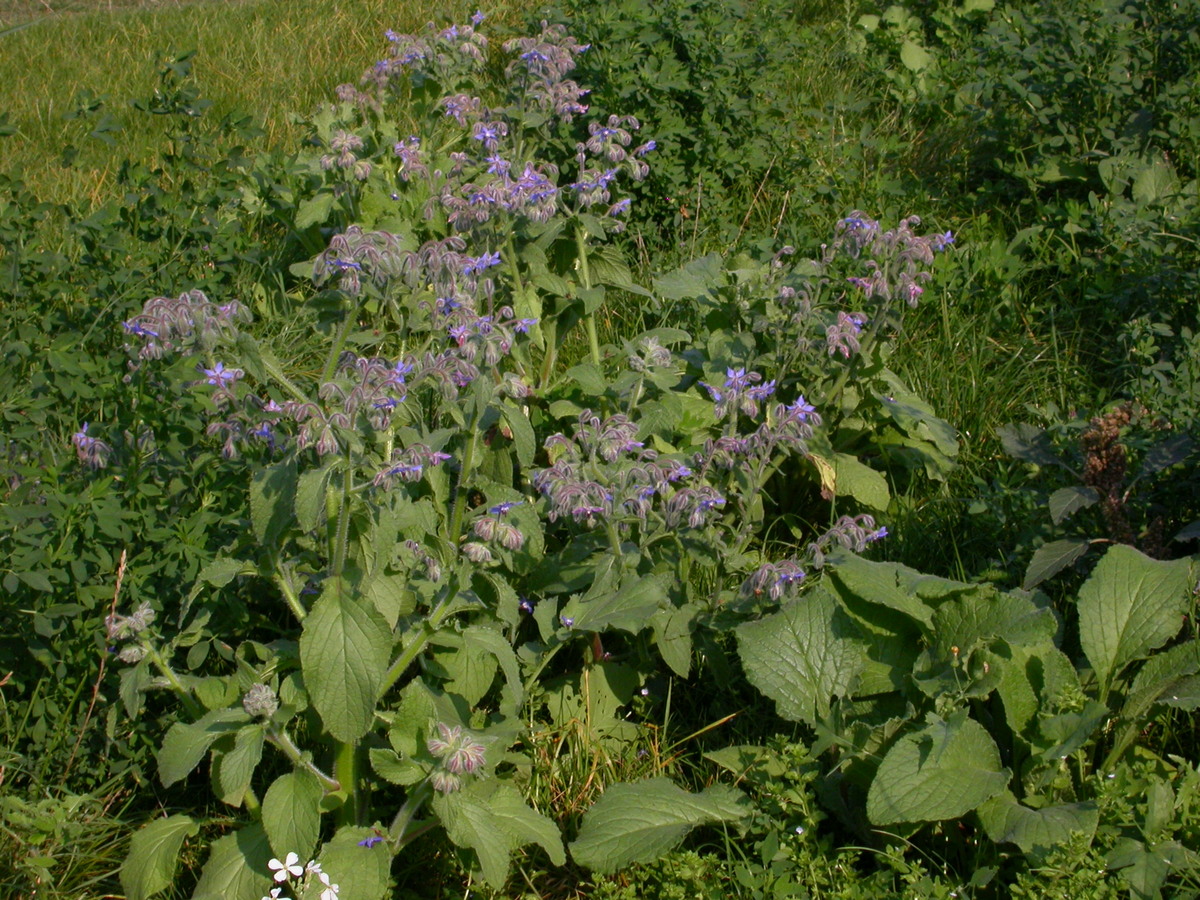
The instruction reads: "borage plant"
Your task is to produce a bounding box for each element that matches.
[84,14,964,898]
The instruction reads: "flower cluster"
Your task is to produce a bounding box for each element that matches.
[532,411,709,529]
[122,289,250,359]
[832,212,953,309]
[264,854,338,900]
[71,422,113,470]
[105,600,156,664]
[426,722,488,793]
[807,514,888,568]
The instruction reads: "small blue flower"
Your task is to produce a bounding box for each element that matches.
[489,500,523,517]
[560,615,575,629]
[358,835,384,848]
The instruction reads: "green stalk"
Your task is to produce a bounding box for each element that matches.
[576,224,603,370]
[447,411,481,548]
[266,725,341,792]
[389,781,433,843]
[333,738,359,826]
[272,565,307,623]
[145,643,202,719]
[321,302,358,386]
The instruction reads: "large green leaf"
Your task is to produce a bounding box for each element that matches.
[1122,639,1200,722]
[736,588,863,725]
[190,822,273,900]
[828,552,975,631]
[866,712,1009,825]
[561,571,666,633]
[831,453,890,510]
[250,459,298,547]
[1078,544,1194,696]
[929,587,1057,658]
[157,708,250,788]
[432,781,565,888]
[978,791,1098,860]
[1022,537,1090,590]
[570,778,748,873]
[121,814,199,900]
[308,827,391,900]
[213,724,265,807]
[299,577,392,742]
[262,769,323,862]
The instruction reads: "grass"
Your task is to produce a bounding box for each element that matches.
[0,0,536,208]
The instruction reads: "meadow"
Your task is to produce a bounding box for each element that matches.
[2,0,1199,897]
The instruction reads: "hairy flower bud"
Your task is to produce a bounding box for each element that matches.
[243,682,279,719]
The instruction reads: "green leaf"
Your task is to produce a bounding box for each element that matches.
[899,39,932,72]
[295,192,334,230]
[1122,639,1200,722]
[310,827,391,900]
[566,362,608,396]
[1131,158,1179,205]
[157,708,250,788]
[1022,537,1090,590]
[998,423,1060,467]
[300,577,392,742]
[930,588,1057,657]
[1048,486,1098,524]
[501,402,536,469]
[191,822,273,900]
[1078,544,1194,696]
[977,791,1098,860]
[562,572,666,634]
[433,781,564,888]
[651,605,695,678]
[570,778,747,872]
[736,588,863,726]
[250,459,298,547]
[829,552,974,630]
[120,814,199,900]
[213,724,265,807]
[832,453,890,510]
[653,253,724,302]
[295,457,338,533]
[866,712,1009,825]
[262,769,323,862]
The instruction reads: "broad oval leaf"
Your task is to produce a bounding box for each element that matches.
[262,769,323,862]
[978,791,1098,860]
[299,577,392,742]
[570,778,748,873]
[157,708,250,788]
[1022,537,1090,590]
[191,822,273,900]
[1078,544,1194,695]
[866,712,1009,825]
[736,588,863,726]
[120,814,199,900]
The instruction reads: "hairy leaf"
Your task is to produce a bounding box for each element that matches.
[736,587,863,726]
[262,769,322,862]
[866,712,1009,825]
[1022,537,1090,590]
[1078,544,1193,695]
[121,814,199,900]
[570,778,747,872]
[300,577,391,742]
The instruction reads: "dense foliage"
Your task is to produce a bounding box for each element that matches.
[2,1,1198,898]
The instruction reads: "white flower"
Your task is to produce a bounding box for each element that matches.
[260,888,283,900]
[306,860,324,876]
[320,879,340,900]
[268,852,303,883]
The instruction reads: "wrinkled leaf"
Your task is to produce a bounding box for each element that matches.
[737,588,863,725]
[867,713,1009,825]
[1022,538,1090,590]
[570,778,747,872]
[300,577,392,742]
[121,814,199,900]
[1078,544,1193,696]
[1048,486,1098,524]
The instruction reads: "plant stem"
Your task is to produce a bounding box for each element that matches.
[266,725,341,792]
[389,781,433,842]
[576,224,603,371]
[333,738,359,826]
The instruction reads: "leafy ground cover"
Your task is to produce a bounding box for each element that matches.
[2,0,1199,898]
